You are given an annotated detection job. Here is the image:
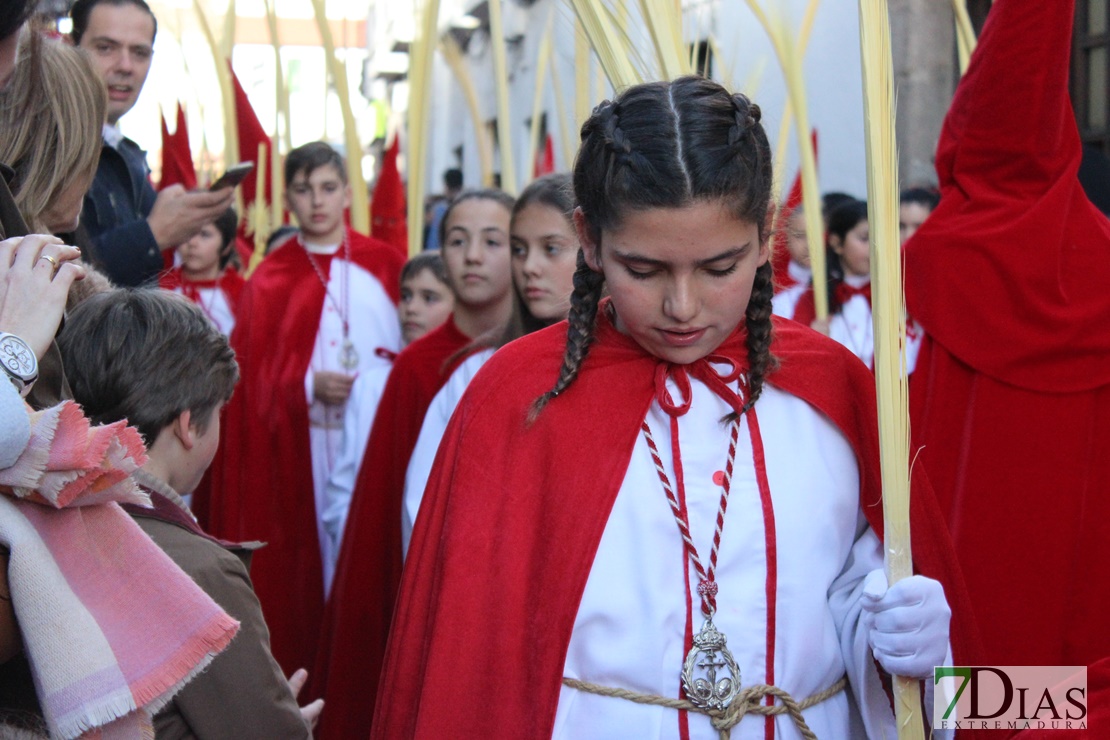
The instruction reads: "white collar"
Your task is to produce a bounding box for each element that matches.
[301,238,341,256]
[843,273,871,288]
[787,260,811,283]
[102,123,124,149]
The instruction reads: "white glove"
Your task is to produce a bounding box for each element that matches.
[860,569,951,680]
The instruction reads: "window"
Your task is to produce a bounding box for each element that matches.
[1073,1,1110,153]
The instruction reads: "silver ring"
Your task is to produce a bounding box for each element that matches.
[38,255,58,270]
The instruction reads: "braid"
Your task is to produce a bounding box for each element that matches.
[594,101,654,177]
[742,261,777,413]
[529,249,605,421]
[727,95,762,149]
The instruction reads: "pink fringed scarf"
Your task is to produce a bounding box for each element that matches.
[0,401,239,739]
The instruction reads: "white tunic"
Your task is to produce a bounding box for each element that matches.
[552,374,896,740]
[401,348,495,558]
[167,284,236,337]
[318,363,391,595]
[301,242,401,584]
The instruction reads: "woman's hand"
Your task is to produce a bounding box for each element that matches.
[0,235,85,359]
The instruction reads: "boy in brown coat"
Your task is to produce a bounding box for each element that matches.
[58,289,322,738]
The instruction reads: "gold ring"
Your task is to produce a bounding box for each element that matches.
[39,255,58,269]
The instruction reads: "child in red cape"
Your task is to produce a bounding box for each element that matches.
[159,205,243,337]
[202,142,404,677]
[374,76,980,739]
[401,173,581,555]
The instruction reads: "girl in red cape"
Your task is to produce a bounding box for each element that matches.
[374,76,981,739]
[401,173,581,555]
[904,0,1110,735]
[310,189,516,739]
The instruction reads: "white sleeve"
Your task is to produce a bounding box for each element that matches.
[827,511,900,740]
[0,380,30,469]
[402,384,456,560]
[304,367,315,406]
[401,350,494,559]
[905,316,925,376]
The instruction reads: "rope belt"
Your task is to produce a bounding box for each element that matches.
[561,674,848,740]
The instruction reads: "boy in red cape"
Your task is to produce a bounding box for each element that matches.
[203,142,404,675]
[374,77,980,739]
[904,0,1110,734]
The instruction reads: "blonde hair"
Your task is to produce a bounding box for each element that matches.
[0,33,106,232]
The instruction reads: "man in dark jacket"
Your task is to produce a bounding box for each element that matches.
[71,0,233,287]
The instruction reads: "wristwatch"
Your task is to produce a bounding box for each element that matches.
[0,333,38,398]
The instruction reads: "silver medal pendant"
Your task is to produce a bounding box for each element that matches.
[339,339,360,371]
[682,619,742,711]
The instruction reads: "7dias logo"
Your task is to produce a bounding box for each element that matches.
[933,666,1088,731]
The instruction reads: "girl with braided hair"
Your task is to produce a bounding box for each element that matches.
[373,76,975,740]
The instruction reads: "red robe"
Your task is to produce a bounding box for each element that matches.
[904,1,1110,735]
[202,228,403,675]
[310,316,471,740]
[372,310,983,738]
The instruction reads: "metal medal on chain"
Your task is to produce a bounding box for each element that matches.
[642,411,745,712]
[304,236,359,373]
[339,338,360,371]
[683,613,742,711]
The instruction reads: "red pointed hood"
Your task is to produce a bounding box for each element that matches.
[229,65,272,208]
[370,135,407,256]
[904,0,1110,392]
[771,130,817,290]
[159,103,197,190]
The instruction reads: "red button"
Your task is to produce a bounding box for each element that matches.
[712,471,725,486]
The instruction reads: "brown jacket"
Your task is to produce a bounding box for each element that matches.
[126,484,310,740]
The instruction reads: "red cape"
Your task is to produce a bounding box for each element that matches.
[372,310,982,738]
[310,316,471,740]
[904,2,1110,734]
[202,228,403,675]
[158,266,245,317]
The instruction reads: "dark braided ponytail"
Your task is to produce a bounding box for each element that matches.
[742,261,777,413]
[533,76,777,418]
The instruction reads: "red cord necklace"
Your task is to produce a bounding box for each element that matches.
[641,359,747,712]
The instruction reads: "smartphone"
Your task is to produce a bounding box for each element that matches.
[209,162,255,191]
